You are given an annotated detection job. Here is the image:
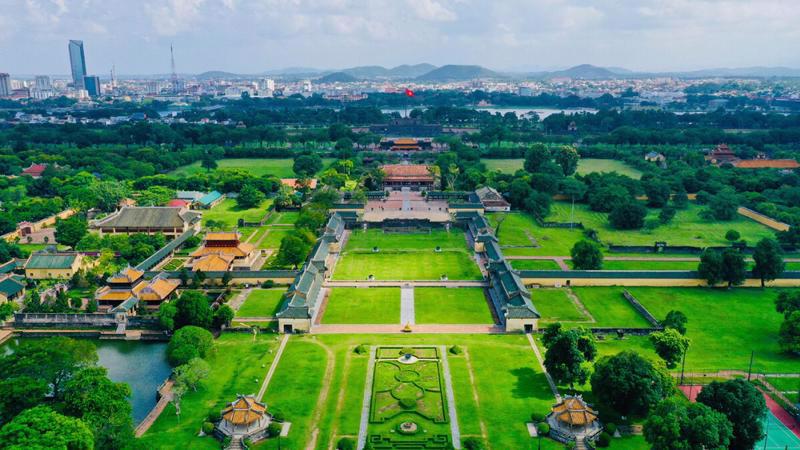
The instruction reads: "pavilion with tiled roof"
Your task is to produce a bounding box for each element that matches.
[216,395,272,440]
[546,395,602,443]
[189,231,258,271]
[381,164,435,191]
[95,268,179,312]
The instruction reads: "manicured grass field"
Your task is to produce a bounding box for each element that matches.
[258,229,289,250]
[489,213,583,256]
[265,211,299,225]
[571,287,653,328]
[139,334,279,449]
[786,262,800,271]
[161,258,185,271]
[201,198,272,228]
[576,158,643,179]
[629,287,799,373]
[345,228,467,251]
[765,377,800,393]
[414,287,495,324]
[235,289,286,317]
[533,288,589,323]
[321,288,401,324]
[547,202,774,247]
[483,158,524,173]
[510,259,563,270]
[170,157,335,178]
[333,251,482,281]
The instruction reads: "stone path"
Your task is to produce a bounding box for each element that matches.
[357,346,377,450]
[400,285,415,325]
[228,288,252,313]
[134,380,174,437]
[564,288,595,323]
[440,346,462,448]
[0,329,13,345]
[324,280,488,288]
[256,334,290,401]
[312,324,503,334]
[526,334,561,402]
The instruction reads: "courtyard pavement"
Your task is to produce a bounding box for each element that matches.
[400,286,415,325]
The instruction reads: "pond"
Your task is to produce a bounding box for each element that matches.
[2,338,171,424]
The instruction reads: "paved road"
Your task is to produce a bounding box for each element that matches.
[400,286,415,325]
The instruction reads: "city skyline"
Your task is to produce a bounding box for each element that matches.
[1,0,799,75]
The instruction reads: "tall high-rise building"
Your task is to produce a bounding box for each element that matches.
[68,40,87,89]
[0,73,10,97]
[35,75,51,91]
[83,75,101,97]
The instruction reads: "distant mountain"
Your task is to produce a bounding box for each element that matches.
[606,66,635,75]
[388,63,437,78]
[341,66,391,79]
[545,64,619,79]
[677,66,800,78]
[316,71,359,83]
[339,64,438,79]
[262,67,323,76]
[416,65,500,81]
[196,70,246,80]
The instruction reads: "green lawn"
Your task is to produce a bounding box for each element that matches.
[258,229,289,250]
[571,287,653,328]
[489,213,583,256]
[414,288,494,324]
[235,289,286,317]
[161,258,185,271]
[533,288,589,323]
[786,262,800,271]
[576,158,643,179]
[201,198,272,228]
[483,158,524,173]
[629,287,800,373]
[265,211,300,225]
[765,377,800,393]
[510,259,563,270]
[546,202,774,247]
[139,334,280,449]
[345,228,467,251]
[170,158,335,178]
[321,288,401,324]
[333,251,482,281]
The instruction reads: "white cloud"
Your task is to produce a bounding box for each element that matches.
[406,0,457,21]
[144,0,206,36]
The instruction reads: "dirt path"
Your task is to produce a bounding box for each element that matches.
[305,339,336,450]
[464,348,490,447]
[565,287,596,323]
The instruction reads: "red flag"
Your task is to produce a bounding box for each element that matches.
[405,88,414,97]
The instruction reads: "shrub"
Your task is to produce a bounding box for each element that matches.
[399,347,415,356]
[449,345,463,355]
[398,396,417,409]
[206,411,221,423]
[337,437,355,450]
[270,408,285,422]
[531,412,546,422]
[605,422,617,435]
[202,421,215,435]
[222,437,232,447]
[261,280,275,288]
[596,432,611,447]
[267,422,283,438]
[354,344,368,355]
[725,230,741,242]
[463,437,487,450]
[536,422,550,436]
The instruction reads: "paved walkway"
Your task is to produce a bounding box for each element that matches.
[357,346,377,450]
[526,334,561,402]
[400,286,415,325]
[0,329,13,345]
[134,380,174,437]
[324,280,488,288]
[228,288,252,312]
[313,324,503,334]
[256,334,290,401]
[440,346,462,448]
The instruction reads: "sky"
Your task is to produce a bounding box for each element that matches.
[1,0,799,76]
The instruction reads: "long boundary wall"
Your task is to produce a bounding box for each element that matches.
[519,270,800,287]
[737,206,790,232]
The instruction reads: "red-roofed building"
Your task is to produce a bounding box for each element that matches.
[381,164,435,191]
[22,163,47,179]
[733,159,800,169]
[167,199,191,208]
[280,178,318,190]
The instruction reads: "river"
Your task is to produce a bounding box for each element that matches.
[2,338,171,424]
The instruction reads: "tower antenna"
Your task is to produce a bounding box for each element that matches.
[170,44,179,93]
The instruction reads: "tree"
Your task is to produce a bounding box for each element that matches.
[277,234,310,269]
[555,145,579,176]
[672,187,689,209]
[55,215,88,248]
[778,311,800,354]
[523,190,551,219]
[696,379,766,450]
[775,291,800,318]
[201,154,218,172]
[720,248,747,287]
[293,154,322,177]
[649,328,690,368]
[658,206,676,224]
[63,367,134,450]
[221,270,232,286]
[523,144,550,173]
[752,238,784,287]
[237,184,265,209]
[543,330,590,388]
[213,304,234,329]
[644,180,671,208]
[158,301,177,331]
[609,200,647,230]
[173,358,210,392]
[698,249,724,286]
[0,376,48,423]
[661,310,688,335]
[0,405,94,449]
[706,188,739,221]
[173,290,213,330]
[570,240,603,270]
[725,229,740,242]
[167,326,214,366]
[590,351,674,417]
[644,398,732,450]
[0,337,97,400]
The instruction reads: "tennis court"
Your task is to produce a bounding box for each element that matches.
[757,410,800,449]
